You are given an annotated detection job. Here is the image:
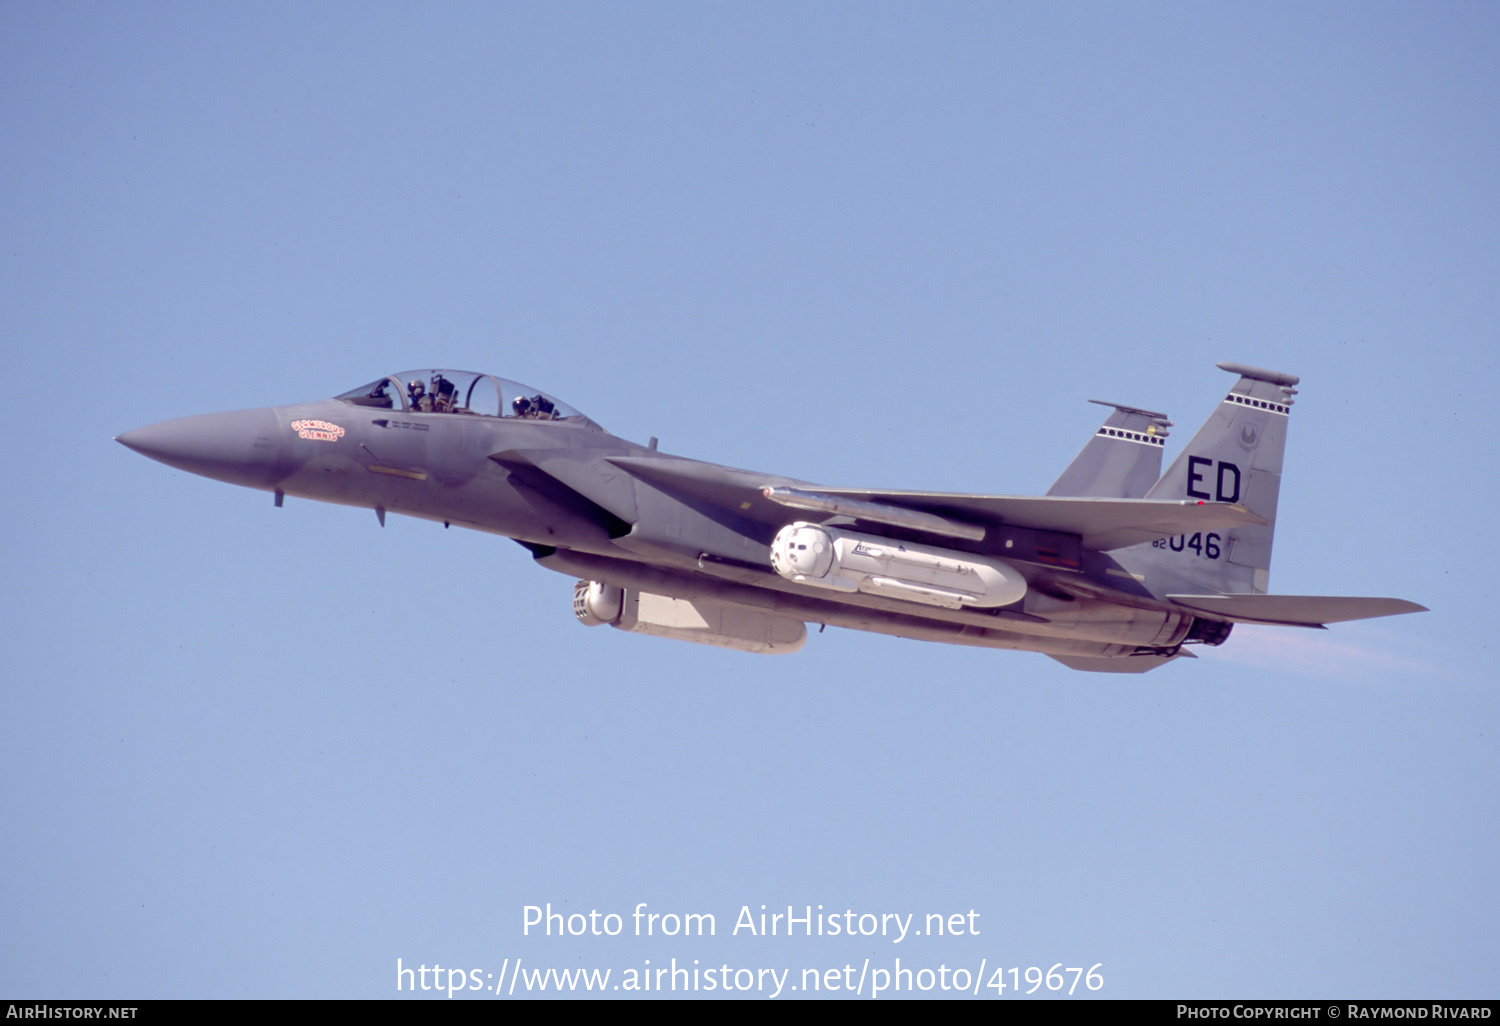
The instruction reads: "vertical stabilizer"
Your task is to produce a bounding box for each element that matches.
[1121,363,1299,596]
[1046,400,1172,498]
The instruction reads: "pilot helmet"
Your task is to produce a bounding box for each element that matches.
[512,395,532,416]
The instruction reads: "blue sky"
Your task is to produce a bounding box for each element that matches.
[2,2,1495,999]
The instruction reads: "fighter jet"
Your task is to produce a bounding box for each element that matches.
[116,362,1425,672]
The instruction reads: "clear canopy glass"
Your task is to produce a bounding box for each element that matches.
[335,370,583,421]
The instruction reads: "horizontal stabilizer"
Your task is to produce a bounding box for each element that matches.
[1167,593,1428,627]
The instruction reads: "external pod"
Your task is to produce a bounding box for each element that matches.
[572,579,805,653]
[769,522,1028,610]
[573,580,624,626]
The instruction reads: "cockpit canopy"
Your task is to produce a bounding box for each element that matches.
[335,370,585,422]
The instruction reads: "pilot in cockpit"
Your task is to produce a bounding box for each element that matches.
[407,379,428,412]
[512,394,556,420]
[429,374,458,413]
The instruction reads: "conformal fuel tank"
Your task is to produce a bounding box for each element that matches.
[769,522,1027,610]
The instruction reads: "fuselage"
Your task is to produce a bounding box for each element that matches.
[117,375,1203,664]
[119,364,1427,672]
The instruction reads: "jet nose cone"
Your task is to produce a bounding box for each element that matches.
[114,424,175,458]
[117,408,284,488]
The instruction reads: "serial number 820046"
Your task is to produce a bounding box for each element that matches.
[1152,532,1222,558]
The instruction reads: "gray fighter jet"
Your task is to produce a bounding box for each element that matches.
[117,362,1425,672]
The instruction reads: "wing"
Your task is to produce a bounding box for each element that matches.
[604,455,1264,550]
[804,487,1265,550]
